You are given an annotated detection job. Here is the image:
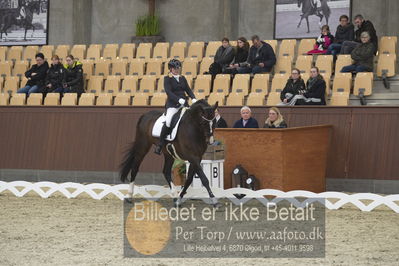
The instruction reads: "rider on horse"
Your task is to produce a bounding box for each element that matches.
[154,59,197,155]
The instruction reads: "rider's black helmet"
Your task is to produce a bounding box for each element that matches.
[168,59,182,70]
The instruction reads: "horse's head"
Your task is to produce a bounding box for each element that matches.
[28,0,41,15]
[190,100,218,145]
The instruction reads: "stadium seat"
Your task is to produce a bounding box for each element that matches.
[61,93,78,106]
[152,42,169,61]
[295,55,313,74]
[230,40,237,47]
[182,58,198,77]
[94,59,111,77]
[353,72,373,96]
[96,93,113,106]
[315,55,333,76]
[320,73,331,93]
[335,54,353,73]
[0,61,12,77]
[271,73,290,93]
[275,56,292,74]
[104,75,121,96]
[0,76,3,91]
[205,41,221,58]
[264,40,278,53]
[185,75,194,88]
[81,59,94,79]
[207,91,225,106]
[40,45,54,61]
[332,73,352,93]
[27,93,43,106]
[111,58,128,77]
[23,46,39,62]
[199,57,214,74]
[330,92,350,106]
[193,75,212,95]
[79,93,95,106]
[156,75,166,92]
[87,76,104,95]
[121,75,139,95]
[102,44,118,60]
[12,61,29,77]
[226,92,244,106]
[187,42,204,60]
[136,43,152,60]
[297,39,315,55]
[170,42,187,60]
[146,58,163,78]
[251,74,270,95]
[379,36,397,55]
[86,45,101,60]
[0,47,7,61]
[70,45,86,61]
[231,74,250,96]
[131,93,148,106]
[128,59,146,78]
[191,89,208,101]
[278,39,296,57]
[150,92,167,106]
[301,73,310,84]
[9,93,26,105]
[4,76,19,94]
[247,92,265,106]
[266,92,281,106]
[376,54,396,78]
[213,74,231,95]
[44,93,61,106]
[54,45,70,61]
[139,75,157,95]
[0,93,9,105]
[119,43,135,60]
[7,47,22,62]
[115,92,132,105]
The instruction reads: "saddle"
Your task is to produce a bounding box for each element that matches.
[151,107,187,141]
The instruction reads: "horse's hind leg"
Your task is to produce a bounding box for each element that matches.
[163,153,178,198]
[297,15,304,28]
[306,17,310,33]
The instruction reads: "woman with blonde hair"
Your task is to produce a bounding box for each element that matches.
[264,107,288,128]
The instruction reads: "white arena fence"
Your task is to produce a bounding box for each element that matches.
[0,181,398,213]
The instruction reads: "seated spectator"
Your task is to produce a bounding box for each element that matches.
[341,32,375,73]
[307,25,334,55]
[214,108,228,128]
[279,68,306,105]
[44,55,65,94]
[237,35,276,74]
[233,106,259,128]
[263,107,287,128]
[287,67,326,105]
[63,55,84,94]
[223,37,250,74]
[17,53,49,95]
[208,37,235,75]
[327,15,354,57]
[340,14,378,55]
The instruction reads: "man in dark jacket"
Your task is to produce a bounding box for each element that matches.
[17,53,49,95]
[340,14,378,55]
[237,35,276,74]
[214,108,228,128]
[327,15,354,56]
[341,31,375,73]
[233,106,259,128]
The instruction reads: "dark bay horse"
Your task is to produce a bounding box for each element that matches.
[120,100,219,206]
[297,0,331,33]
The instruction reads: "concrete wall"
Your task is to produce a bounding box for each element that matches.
[47,0,399,45]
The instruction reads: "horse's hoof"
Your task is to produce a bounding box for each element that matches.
[213,202,222,209]
[174,197,182,207]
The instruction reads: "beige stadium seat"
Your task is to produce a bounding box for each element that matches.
[102,44,119,60]
[104,75,121,96]
[379,36,397,55]
[229,40,237,47]
[0,92,9,105]
[111,58,128,77]
[271,73,290,93]
[20,76,28,88]
[136,43,152,60]
[315,55,333,76]
[7,47,22,62]
[264,40,278,53]
[182,58,198,77]
[81,59,94,79]
[251,74,270,95]
[207,91,225,106]
[377,54,396,78]
[170,42,187,60]
[187,42,204,61]
[54,45,70,61]
[150,92,167,106]
[139,75,157,95]
[185,75,194,88]
[61,93,78,106]
[156,75,166,92]
[205,41,221,58]
[4,76,19,94]
[23,46,39,62]
[115,92,132,105]
[0,61,12,77]
[213,74,230,95]
[146,58,163,77]
[199,57,214,74]
[295,55,313,74]
[152,42,169,61]
[335,54,353,73]
[40,45,54,61]
[275,56,292,74]
[226,92,244,106]
[44,93,61,106]
[193,75,212,95]
[266,92,282,106]
[131,92,148,106]
[247,92,265,106]
[79,93,95,106]
[96,93,113,106]
[87,76,104,95]
[119,43,135,60]
[129,59,145,78]
[191,90,208,101]
[94,59,111,77]
[231,74,250,96]
[301,73,310,84]
[27,93,43,106]
[70,45,86,61]
[353,72,373,96]
[0,76,3,91]
[121,75,139,95]
[332,73,352,93]
[10,93,26,105]
[12,61,29,77]
[0,46,7,61]
[278,39,296,57]
[86,45,101,60]
[330,92,350,106]
[320,73,331,93]
[297,39,315,55]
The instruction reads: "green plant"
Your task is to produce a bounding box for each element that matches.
[172,159,186,176]
[135,15,160,36]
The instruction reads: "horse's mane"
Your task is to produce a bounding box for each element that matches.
[188,99,211,115]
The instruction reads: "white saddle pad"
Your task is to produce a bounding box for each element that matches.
[152,108,187,141]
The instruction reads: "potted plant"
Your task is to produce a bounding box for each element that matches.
[172,159,186,186]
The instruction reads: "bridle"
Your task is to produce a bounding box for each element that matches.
[201,114,216,144]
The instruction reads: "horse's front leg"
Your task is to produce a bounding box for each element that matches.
[297,15,304,28]
[190,161,220,207]
[175,163,195,207]
[306,17,310,33]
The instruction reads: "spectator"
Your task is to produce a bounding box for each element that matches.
[208,37,235,75]
[223,37,250,74]
[327,15,354,56]
[341,31,375,73]
[233,106,259,128]
[17,53,49,95]
[214,108,228,128]
[263,107,287,128]
[44,55,65,93]
[307,25,334,55]
[237,35,276,74]
[279,68,306,105]
[63,55,84,94]
[340,14,378,55]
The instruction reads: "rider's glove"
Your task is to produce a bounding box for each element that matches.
[178,98,185,105]
[192,98,197,104]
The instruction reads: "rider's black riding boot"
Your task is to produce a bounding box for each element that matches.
[154,124,171,155]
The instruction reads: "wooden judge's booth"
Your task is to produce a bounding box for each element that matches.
[215,125,332,193]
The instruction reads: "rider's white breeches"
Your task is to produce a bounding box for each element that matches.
[165,107,179,127]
